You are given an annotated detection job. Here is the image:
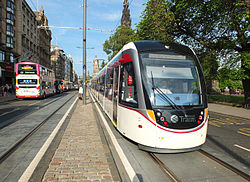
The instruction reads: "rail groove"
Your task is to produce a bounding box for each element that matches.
[149,153,180,182]
[199,149,250,181]
[0,94,76,164]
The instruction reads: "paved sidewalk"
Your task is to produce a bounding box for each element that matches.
[208,103,250,119]
[0,94,17,103]
[42,96,117,182]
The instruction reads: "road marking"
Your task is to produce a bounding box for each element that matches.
[237,128,250,137]
[0,108,20,117]
[90,93,139,182]
[237,131,250,137]
[18,97,78,182]
[208,121,221,127]
[234,144,250,152]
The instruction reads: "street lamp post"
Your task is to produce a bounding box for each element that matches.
[83,0,87,104]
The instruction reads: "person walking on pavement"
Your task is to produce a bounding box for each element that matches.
[78,85,83,100]
[3,84,8,96]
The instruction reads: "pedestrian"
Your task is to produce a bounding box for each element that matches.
[78,85,83,100]
[229,86,233,96]
[3,84,8,96]
[9,84,12,94]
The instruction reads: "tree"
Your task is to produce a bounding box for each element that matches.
[103,25,135,61]
[136,0,250,107]
[100,60,106,70]
[169,0,249,106]
[135,0,175,41]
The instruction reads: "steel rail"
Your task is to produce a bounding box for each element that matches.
[0,94,76,164]
[199,149,250,181]
[149,153,181,182]
[0,94,65,130]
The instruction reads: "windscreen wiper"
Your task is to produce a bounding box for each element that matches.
[151,72,183,111]
[154,86,184,111]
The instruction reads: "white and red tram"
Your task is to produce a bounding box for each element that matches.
[90,41,208,153]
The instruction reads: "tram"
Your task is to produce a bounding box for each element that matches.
[90,41,208,153]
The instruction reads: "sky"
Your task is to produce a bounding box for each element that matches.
[27,0,148,77]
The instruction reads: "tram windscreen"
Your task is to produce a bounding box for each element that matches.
[140,51,202,107]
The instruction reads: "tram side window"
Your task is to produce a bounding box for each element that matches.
[105,69,113,101]
[99,76,105,95]
[119,62,138,107]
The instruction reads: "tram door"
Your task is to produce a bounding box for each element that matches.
[112,67,119,125]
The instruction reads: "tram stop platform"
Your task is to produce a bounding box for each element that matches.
[42,93,120,182]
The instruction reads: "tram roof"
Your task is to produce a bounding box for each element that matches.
[133,40,194,56]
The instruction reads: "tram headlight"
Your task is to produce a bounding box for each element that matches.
[156,111,162,118]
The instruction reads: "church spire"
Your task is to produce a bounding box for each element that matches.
[121,0,131,27]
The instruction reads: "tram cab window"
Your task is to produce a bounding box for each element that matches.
[119,62,138,107]
[140,51,202,107]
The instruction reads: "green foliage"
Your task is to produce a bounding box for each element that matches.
[135,0,249,101]
[103,25,135,61]
[135,0,175,41]
[217,67,243,90]
[100,60,106,70]
[208,95,244,106]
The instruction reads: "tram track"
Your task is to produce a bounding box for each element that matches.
[149,149,250,182]
[90,91,249,181]
[149,152,180,182]
[199,149,250,181]
[0,93,76,165]
[0,94,67,130]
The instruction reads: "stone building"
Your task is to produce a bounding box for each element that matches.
[50,45,65,80]
[68,54,73,82]
[34,6,52,69]
[16,0,40,63]
[92,56,99,78]
[0,0,52,86]
[0,0,17,85]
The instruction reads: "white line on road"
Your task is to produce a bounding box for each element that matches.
[234,144,250,152]
[18,97,78,182]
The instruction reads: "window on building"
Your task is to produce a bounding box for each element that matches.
[6,12,14,25]
[6,24,13,33]
[6,36,13,44]
[7,1,14,11]
[10,53,14,63]
[0,50,5,62]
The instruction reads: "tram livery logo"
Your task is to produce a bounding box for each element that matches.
[170,115,179,123]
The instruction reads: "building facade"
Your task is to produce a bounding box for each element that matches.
[0,0,52,86]
[51,45,65,80]
[0,0,17,86]
[34,6,52,69]
[92,56,99,78]
[16,0,40,63]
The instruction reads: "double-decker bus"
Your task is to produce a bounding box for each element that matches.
[16,62,56,98]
